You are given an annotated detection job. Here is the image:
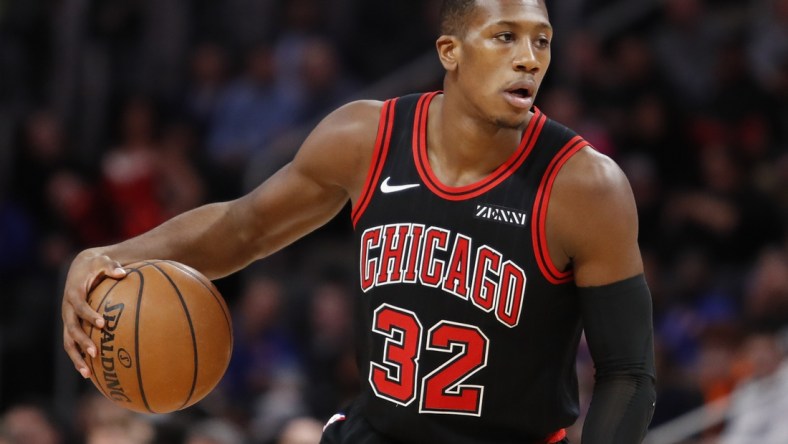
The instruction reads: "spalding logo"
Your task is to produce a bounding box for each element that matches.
[99,299,132,403]
[117,348,133,368]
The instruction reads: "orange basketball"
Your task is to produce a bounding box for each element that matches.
[82,260,233,414]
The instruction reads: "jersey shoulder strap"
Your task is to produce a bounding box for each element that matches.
[351,93,428,226]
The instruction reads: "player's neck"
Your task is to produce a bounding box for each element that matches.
[427,93,527,188]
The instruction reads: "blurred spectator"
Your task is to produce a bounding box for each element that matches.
[0,267,62,409]
[250,371,309,444]
[156,121,207,218]
[206,44,299,198]
[0,427,13,444]
[609,34,671,106]
[266,2,360,122]
[619,154,664,250]
[292,37,358,122]
[711,38,771,122]
[132,0,191,102]
[0,403,63,444]
[748,0,788,92]
[275,417,323,444]
[205,0,279,51]
[73,394,136,443]
[185,418,246,444]
[0,1,53,107]
[763,152,788,219]
[8,109,112,256]
[655,248,739,367]
[85,417,153,444]
[219,274,303,424]
[718,332,788,443]
[650,340,705,428]
[0,187,35,277]
[100,96,165,239]
[539,86,615,157]
[650,0,723,108]
[339,0,436,81]
[183,42,230,132]
[554,28,605,96]
[45,169,115,248]
[767,58,788,146]
[273,0,328,104]
[744,247,788,329]
[241,36,360,189]
[662,144,784,266]
[84,0,190,103]
[621,93,694,184]
[10,110,72,226]
[594,35,673,164]
[1,114,85,404]
[301,277,358,419]
[694,325,745,406]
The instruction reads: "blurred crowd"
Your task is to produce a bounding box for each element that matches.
[1,0,787,443]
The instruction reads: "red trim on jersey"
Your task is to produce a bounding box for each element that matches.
[413,92,547,201]
[532,136,587,284]
[545,428,567,443]
[352,98,398,227]
[411,92,432,181]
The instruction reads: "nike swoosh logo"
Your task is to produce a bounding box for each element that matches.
[380,177,420,194]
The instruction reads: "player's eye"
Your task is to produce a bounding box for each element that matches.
[495,32,515,43]
[535,36,551,49]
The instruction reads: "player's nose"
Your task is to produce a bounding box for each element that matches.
[512,42,541,73]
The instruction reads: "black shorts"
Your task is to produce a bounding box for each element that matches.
[320,402,396,444]
[320,401,571,444]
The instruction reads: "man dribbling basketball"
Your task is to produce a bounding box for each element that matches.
[62,1,656,442]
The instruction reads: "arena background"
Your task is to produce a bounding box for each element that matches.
[1,0,787,443]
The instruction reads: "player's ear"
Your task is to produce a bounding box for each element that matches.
[436,35,460,71]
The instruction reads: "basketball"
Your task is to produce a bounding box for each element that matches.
[82,260,233,414]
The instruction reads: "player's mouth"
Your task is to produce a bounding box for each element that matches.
[503,83,535,109]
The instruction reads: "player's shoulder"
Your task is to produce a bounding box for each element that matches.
[315,99,386,140]
[297,99,385,158]
[292,99,387,196]
[555,146,632,200]
[546,146,640,278]
[548,145,638,242]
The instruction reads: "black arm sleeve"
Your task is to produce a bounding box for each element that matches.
[579,274,656,444]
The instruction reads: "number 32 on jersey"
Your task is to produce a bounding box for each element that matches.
[369,303,490,416]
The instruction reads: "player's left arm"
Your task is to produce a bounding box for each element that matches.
[549,147,656,443]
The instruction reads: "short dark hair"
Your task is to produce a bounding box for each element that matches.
[439,0,550,36]
[439,0,477,36]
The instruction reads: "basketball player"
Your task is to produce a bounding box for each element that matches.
[62,0,656,442]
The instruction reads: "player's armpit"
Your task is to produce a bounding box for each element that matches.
[579,273,656,444]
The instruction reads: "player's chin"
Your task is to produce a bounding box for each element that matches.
[490,103,533,129]
[493,114,529,130]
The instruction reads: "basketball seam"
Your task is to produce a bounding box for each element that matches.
[133,268,155,413]
[163,260,233,340]
[134,260,231,340]
[149,262,200,410]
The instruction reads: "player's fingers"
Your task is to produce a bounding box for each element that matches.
[62,299,99,357]
[86,259,127,293]
[65,284,105,329]
[63,325,92,379]
[100,259,127,280]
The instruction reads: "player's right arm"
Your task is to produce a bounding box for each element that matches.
[62,100,383,378]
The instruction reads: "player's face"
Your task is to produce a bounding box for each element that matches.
[446,0,552,128]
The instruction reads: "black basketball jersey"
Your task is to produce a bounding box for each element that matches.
[351,92,589,444]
